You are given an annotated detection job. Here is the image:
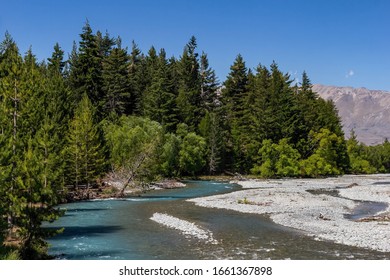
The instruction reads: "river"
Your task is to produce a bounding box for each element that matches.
[46,180,390,259]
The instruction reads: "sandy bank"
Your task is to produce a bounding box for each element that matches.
[188,174,390,252]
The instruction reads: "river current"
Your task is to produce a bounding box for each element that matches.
[46,180,390,260]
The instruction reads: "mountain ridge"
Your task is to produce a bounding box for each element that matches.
[312,84,390,145]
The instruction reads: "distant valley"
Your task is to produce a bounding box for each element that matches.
[313,84,390,145]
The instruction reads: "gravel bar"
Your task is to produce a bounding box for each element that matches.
[150,213,218,244]
[189,174,390,252]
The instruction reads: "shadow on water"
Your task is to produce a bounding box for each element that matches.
[47,225,123,240]
[65,208,109,212]
[55,251,125,260]
[62,208,109,217]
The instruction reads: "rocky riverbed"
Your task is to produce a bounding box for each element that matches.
[188,174,390,252]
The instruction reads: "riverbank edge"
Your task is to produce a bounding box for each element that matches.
[188,174,390,253]
[62,179,187,202]
[62,175,240,203]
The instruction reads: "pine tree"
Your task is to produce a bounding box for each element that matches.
[293,71,316,156]
[221,54,249,171]
[138,46,158,115]
[47,43,66,74]
[96,30,115,58]
[17,135,63,259]
[176,36,201,131]
[222,54,248,125]
[0,33,24,235]
[127,41,144,115]
[199,111,224,174]
[0,34,63,258]
[266,61,295,142]
[20,48,46,138]
[245,64,271,164]
[47,43,71,130]
[200,52,219,114]
[143,48,179,131]
[66,94,105,188]
[101,37,131,119]
[68,22,111,119]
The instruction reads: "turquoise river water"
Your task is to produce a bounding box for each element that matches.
[46,181,390,259]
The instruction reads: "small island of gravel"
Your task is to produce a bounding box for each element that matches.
[188,174,390,253]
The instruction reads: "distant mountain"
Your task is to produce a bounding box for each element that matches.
[312,84,390,145]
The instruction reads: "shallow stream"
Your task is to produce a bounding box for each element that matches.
[46,180,390,259]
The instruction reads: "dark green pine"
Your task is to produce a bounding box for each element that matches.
[101,37,131,120]
[176,36,202,132]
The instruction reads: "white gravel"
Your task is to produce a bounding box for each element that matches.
[189,174,390,252]
[150,213,218,244]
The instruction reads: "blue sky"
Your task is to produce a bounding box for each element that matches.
[1,0,390,90]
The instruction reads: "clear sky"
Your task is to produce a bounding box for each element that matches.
[1,0,390,90]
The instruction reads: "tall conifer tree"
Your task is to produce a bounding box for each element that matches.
[66,94,105,189]
[176,36,201,131]
[0,34,63,258]
[221,54,249,171]
[143,49,178,131]
[102,37,131,119]
[200,52,219,113]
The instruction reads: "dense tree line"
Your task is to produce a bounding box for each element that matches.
[1,23,389,259]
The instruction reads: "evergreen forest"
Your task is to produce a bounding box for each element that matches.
[1,23,390,259]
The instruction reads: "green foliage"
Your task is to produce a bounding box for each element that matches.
[179,132,207,176]
[65,94,105,187]
[300,129,347,177]
[160,133,181,177]
[251,139,276,177]
[17,138,63,259]
[0,249,20,260]
[0,33,64,258]
[274,138,301,177]
[101,37,131,119]
[68,22,115,119]
[199,111,224,174]
[221,54,249,171]
[143,49,179,132]
[347,130,376,174]
[104,116,164,183]
[358,139,390,173]
[200,52,219,112]
[176,36,202,131]
[251,139,300,178]
[127,41,144,115]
